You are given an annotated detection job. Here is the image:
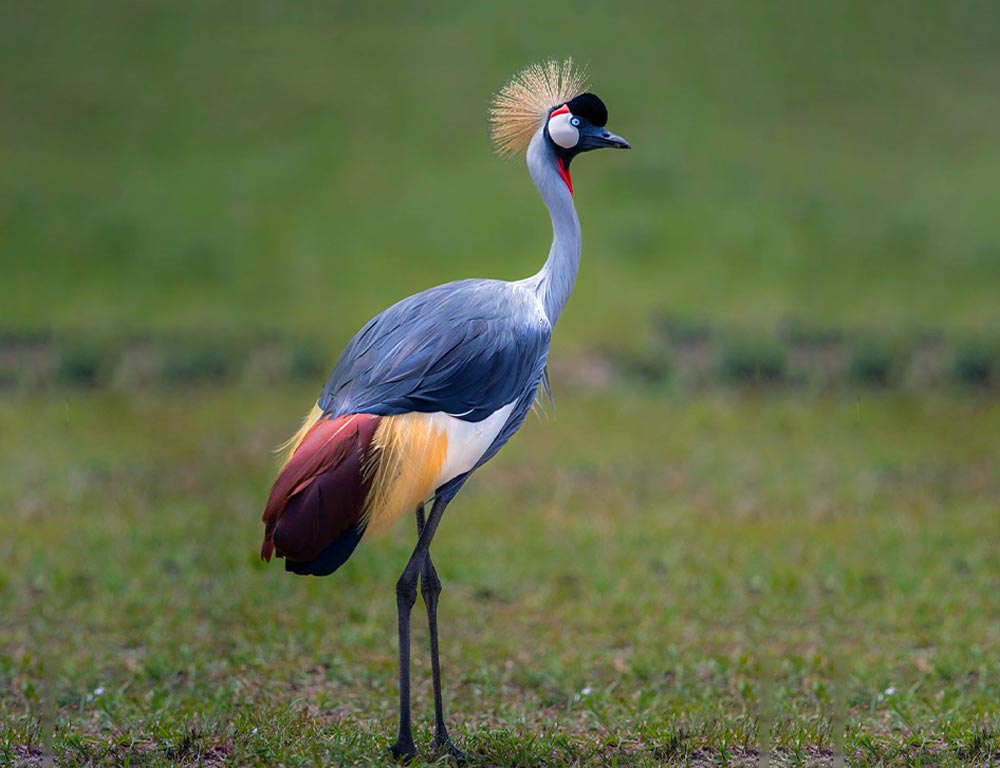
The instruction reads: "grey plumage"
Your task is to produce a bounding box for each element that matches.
[319,279,550,423]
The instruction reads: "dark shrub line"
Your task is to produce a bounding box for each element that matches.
[0,331,328,392]
[0,322,997,393]
[628,316,998,392]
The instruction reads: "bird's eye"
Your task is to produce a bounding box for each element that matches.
[570,117,581,127]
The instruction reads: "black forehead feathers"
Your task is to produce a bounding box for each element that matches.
[566,92,608,127]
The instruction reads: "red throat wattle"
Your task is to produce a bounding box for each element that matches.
[556,156,573,196]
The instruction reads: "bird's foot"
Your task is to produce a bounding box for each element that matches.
[389,738,417,765]
[435,734,468,764]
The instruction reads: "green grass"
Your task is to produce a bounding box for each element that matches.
[2,386,998,765]
[3,2,1000,353]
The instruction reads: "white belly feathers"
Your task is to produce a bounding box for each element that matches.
[431,402,516,489]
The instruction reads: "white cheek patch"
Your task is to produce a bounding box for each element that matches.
[547,112,579,149]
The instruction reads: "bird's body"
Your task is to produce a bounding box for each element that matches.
[263,278,551,574]
[319,277,551,466]
[260,59,629,761]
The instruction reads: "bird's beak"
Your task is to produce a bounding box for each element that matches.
[578,124,631,151]
[596,129,631,149]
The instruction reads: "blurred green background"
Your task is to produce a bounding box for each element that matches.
[3,2,999,765]
[4,1,999,349]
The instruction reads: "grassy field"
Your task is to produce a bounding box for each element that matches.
[3,1,1000,765]
[2,387,999,766]
[3,2,1000,352]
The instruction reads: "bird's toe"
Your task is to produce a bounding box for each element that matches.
[389,740,417,764]
[435,735,468,764]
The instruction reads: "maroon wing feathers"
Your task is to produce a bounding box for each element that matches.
[260,414,380,563]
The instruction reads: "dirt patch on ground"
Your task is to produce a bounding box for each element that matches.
[7,746,43,768]
[597,743,840,767]
[7,738,233,768]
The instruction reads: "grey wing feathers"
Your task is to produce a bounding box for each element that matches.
[318,279,552,423]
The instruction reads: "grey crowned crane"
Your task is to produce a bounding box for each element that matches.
[260,59,630,762]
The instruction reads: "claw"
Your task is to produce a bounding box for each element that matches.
[435,736,468,764]
[389,740,416,765]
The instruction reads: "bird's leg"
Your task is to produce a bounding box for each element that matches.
[390,496,450,763]
[415,506,465,761]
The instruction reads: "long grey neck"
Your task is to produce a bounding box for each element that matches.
[520,129,581,327]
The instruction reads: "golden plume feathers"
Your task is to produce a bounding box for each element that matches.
[276,403,324,467]
[489,58,590,157]
[360,413,449,538]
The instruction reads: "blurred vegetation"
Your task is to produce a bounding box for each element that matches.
[717,339,788,386]
[2,1,1000,355]
[952,342,997,388]
[4,326,1000,393]
[847,341,896,389]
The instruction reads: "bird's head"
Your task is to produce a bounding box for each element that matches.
[490,59,630,196]
[543,93,630,194]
